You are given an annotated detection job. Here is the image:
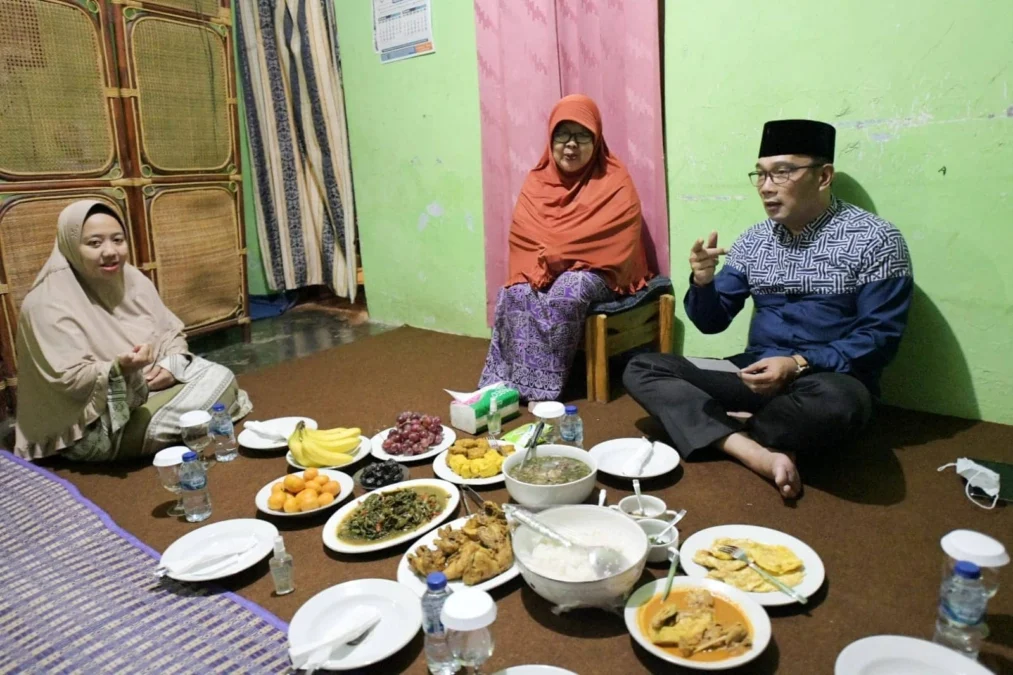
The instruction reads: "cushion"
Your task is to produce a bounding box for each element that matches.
[589,275,673,316]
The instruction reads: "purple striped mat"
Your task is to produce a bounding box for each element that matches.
[0,451,291,674]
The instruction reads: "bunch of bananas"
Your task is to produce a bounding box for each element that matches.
[288,421,361,468]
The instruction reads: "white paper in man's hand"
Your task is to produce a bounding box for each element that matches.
[686,357,741,373]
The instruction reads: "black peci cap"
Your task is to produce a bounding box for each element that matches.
[759,119,836,161]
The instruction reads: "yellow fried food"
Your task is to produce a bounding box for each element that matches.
[283,496,300,513]
[317,492,335,507]
[271,482,286,494]
[322,480,340,495]
[304,467,319,481]
[296,488,319,501]
[283,474,306,493]
[267,492,286,510]
[447,448,505,479]
[695,538,805,593]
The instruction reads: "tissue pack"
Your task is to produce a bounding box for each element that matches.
[449,385,520,434]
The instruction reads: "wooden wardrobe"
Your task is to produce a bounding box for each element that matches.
[0,0,249,414]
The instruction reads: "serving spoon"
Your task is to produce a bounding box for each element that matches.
[520,420,546,469]
[505,505,626,579]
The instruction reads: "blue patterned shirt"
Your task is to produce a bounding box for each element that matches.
[685,197,913,392]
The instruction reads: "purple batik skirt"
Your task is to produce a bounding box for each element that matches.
[479,271,616,401]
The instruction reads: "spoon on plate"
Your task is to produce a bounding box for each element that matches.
[506,505,626,579]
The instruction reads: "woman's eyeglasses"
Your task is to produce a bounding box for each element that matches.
[552,130,594,145]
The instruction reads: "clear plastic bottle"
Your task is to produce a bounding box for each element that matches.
[269,535,294,595]
[210,403,238,462]
[559,405,584,448]
[421,572,457,675]
[933,560,990,659]
[487,395,502,440]
[178,451,212,522]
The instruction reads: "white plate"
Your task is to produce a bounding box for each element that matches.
[237,417,317,451]
[285,435,371,470]
[679,524,825,607]
[396,516,520,595]
[288,579,422,671]
[323,479,461,554]
[492,667,578,675]
[254,469,354,517]
[625,577,772,671]
[588,438,680,480]
[159,518,277,582]
[370,425,456,462]
[431,448,505,486]
[835,635,994,675]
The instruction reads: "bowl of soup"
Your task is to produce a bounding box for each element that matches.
[502,444,597,507]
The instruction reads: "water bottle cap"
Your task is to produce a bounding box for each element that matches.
[440,588,497,631]
[564,405,578,414]
[426,571,447,591]
[954,560,982,579]
[182,451,198,462]
[273,535,286,556]
[212,403,226,412]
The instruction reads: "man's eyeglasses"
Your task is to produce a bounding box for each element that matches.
[748,164,824,187]
[553,130,594,145]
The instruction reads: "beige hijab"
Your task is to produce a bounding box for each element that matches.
[14,200,187,458]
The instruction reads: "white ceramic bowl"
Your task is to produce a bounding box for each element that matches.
[502,444,597,507]
[512,505,648,610]
[637,518,679,564]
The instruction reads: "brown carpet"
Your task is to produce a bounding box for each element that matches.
[45,327,1012,675]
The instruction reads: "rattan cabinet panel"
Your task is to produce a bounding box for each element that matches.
[0,0,118,179]
[128,16,233,174]
[146,184,243,329]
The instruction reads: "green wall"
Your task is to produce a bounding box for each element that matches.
[332,0,488,336]
[665,1,1013,423]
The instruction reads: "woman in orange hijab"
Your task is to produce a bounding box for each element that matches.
[479,95,651,401]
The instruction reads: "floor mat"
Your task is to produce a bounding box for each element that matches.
[0,451,290,674]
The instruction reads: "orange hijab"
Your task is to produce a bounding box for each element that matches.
[507,95,650,294]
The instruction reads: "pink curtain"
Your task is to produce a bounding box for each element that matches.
[475,0,669,324]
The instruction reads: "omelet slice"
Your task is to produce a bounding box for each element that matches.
[693,550,747,572]
[710,538,803,575]
[708,567,805,593]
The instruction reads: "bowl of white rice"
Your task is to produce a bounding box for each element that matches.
[512,505,648,610]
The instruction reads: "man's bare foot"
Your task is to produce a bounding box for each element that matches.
[717,432,803,499]
[768,451,802,499]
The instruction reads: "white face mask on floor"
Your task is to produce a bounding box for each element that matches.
[938,458,1001,510]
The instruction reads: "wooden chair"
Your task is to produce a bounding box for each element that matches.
[584,276,675,403]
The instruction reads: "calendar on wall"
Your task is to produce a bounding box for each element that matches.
[372,0,435,64]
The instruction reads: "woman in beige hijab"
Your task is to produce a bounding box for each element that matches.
[13,200,251,461]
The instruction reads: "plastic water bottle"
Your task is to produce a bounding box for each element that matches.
[179,452,212,522]
[933,560,989,659]
[487,395,502,440]
[210,403,238,462]
[559,405,584,448]
[422,572,457,675]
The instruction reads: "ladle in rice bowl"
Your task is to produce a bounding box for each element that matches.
[512,505,648,610]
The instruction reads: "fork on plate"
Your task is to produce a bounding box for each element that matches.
[717,544,807,605]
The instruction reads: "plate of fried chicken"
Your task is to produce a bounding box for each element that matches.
[397,501,520,595]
